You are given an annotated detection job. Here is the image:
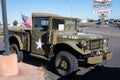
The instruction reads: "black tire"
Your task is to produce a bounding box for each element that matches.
[10,44,23,62]
[55,51,78,76]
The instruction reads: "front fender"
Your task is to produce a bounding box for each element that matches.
[9,34,23,50]
[62,41,91,55]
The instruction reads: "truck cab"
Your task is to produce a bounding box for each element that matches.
[9,13,112,76]
[31,13,79,58]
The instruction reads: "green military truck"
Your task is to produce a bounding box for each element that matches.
[8,13,112,76]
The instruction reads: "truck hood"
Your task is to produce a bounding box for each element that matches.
[77,32,103,39]
[57,31,103,39]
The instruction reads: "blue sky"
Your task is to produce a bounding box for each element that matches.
[0,0,120,24]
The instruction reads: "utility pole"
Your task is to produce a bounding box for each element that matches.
[66,1,72,17]
[1,0,10,55]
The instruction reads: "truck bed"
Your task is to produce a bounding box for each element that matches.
[8,28,32,51]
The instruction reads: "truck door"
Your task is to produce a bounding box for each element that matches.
[31,17,49,55]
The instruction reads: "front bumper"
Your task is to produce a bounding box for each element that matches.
[87,52,112,64]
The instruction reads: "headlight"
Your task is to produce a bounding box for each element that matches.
[81,40,87,47]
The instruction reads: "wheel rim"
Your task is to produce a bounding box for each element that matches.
[60,59,68,70]
[57,57,70,73]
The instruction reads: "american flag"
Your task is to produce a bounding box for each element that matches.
[22,15,32,28]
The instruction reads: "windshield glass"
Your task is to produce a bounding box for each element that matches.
[65,19,76,31]
[52,19,65,30]
[52,18,77,31]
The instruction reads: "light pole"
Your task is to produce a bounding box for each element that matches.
[66,1,72,17]
[1,0,10,55]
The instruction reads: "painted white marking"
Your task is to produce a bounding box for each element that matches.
[36,38,43,49]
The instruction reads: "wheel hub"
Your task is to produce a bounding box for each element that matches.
[60,59,68,70]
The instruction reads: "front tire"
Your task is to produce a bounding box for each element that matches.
[55,51,78,76]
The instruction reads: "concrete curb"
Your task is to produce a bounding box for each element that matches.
[0,54,18,76]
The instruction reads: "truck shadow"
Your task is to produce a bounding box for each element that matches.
[58,66,120,80]
[23,54,120,80]
[22,54,47,67]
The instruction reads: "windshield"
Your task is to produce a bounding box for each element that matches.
[52,18,77,31]
[65,19,76,31]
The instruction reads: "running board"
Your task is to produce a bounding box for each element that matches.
[30,53,48,61]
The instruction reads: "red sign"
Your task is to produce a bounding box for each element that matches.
[93,9,112,14]
[94,0,112,3]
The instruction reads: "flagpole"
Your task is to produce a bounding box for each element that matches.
[1,0,10,55]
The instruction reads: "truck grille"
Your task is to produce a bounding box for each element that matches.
[90,39,102,50]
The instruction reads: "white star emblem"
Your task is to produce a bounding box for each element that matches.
[35,38,43,49]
